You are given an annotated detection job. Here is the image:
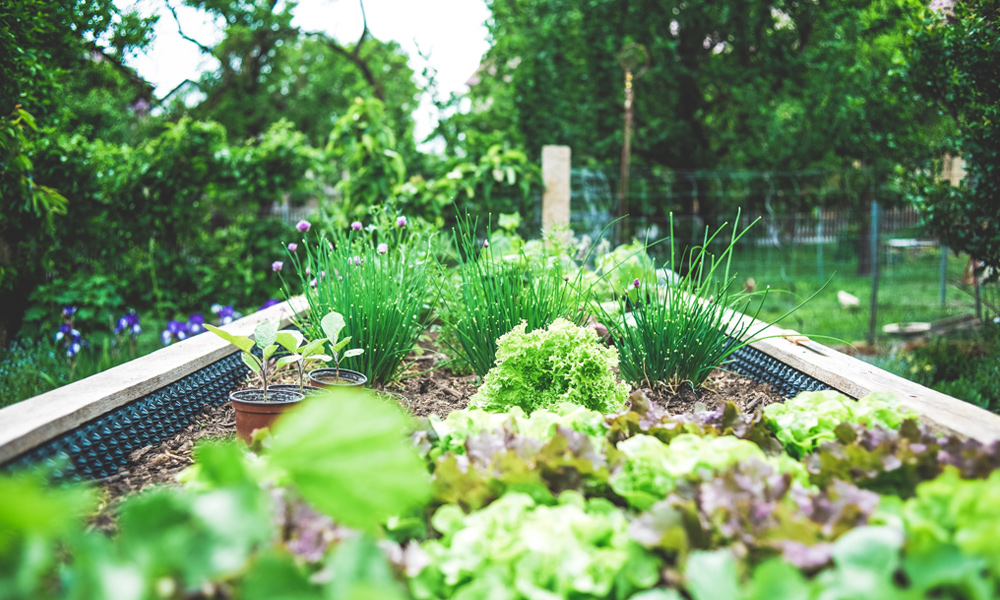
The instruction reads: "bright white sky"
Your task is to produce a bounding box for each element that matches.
[117,0,492,147]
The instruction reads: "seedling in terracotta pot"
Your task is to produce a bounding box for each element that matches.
[206,320,282,401]
[321,311,364,380]
[274,329,332,394]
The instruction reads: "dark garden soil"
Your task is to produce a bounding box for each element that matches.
[92,337,784,528]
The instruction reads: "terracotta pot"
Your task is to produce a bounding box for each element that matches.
[230,389,304,444]
[268,384,329,398]
[308,368,368,389]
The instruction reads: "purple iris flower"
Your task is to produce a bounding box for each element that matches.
[258,299,281,311]
[212,304,242,325]
[114,312,142,337]
[61,306,77,319]
[187,313,206,334]
[377,243,388,255]
[396,216,407,227]
[351,221,363,231]
[296,220,311,232]
[288,243,298,252]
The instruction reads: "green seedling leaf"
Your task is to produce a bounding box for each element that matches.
[263,344,279,362]
[321,312,346,346]
[241,352,262,375]
[205,323,255,354]
[306,354,332,363]
[276,355,302,369]
[275,330,304,353]
[255,320,279,350]
[343,348,364,358]
[268,389,431,531]
[299,339,327,357]
[332,336,352,355]
[324,534,409,600]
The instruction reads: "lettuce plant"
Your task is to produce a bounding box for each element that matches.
[469,318,629,415]
[763,390,917,458]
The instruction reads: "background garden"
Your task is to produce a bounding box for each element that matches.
[2,0,998,410]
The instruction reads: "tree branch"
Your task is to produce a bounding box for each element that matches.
[165,1,215,55]
[354,0,370,57]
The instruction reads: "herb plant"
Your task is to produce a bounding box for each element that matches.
[205,320,281,401]
[470,318,629,415]
[283,227,432,385]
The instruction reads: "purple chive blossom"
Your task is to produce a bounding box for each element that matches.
[350,256,362,266]
[272,261,284,272]
[351,221,363,231]
[310,278,318,287]
[114,312,142,337]
[328,241,334,250]
[305,267,311,276]
[633,279,641,289]
[377,243,388,255]
[258,299,281,312]
[396,216,407,227]
[287,243,298,252]
[483,240,490,248]
[187,313,206,335]
[296,220,311,232]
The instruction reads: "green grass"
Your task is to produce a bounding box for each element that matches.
[715,242,977,344]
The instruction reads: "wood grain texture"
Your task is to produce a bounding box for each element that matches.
[0,297,307,464]
[723,304,1000,443]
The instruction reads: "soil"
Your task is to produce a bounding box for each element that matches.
[92,336,784,524]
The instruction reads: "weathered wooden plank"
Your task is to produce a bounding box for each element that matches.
[724,304,1000,443]
[0,297,307,464]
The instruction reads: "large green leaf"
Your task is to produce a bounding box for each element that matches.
[276,330,305,353]
[255,320,279,349]
[205,323,256,354]
[320,312,346,346]
[267,389,430,531]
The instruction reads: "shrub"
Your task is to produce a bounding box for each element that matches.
[470,318,629,415]
[0,338,68,407]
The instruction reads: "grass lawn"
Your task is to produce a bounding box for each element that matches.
[719,242,978,344]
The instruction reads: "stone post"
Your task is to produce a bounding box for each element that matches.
[541,145,571,235]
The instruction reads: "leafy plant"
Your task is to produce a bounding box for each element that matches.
[284,226,433,386]
[205,320,281,401]
[763,390,917,459]
[600,215,811,391]
[317,311,364,379]
[410,491,661,600]
[442,217,594,378]
[470,318,629,415]
[273,328,330,394]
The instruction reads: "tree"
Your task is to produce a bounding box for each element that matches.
[903,0,1000,279]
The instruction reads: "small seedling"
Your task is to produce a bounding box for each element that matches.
[274,329,332,393]
[320,311,364,379]
[206,320,281,401]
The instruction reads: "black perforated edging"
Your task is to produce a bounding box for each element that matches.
[725,344,835,398]
[2,352,248,481]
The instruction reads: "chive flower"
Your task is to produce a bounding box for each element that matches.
[483,240,490,248]
[288,243,298,252]
[633,279,641,289]
[296,220,311,232]
[351,221,363,231]
[272,261,284,272]
[396,216,407,227]
[377,243,388,255]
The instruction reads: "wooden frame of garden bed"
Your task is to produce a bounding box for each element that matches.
[0,295,998,469]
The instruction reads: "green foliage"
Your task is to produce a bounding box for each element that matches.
[609,433,805,510]
[470,319,629,415]
[285,228,434,385]
[268,388,431,532]
[763,390,917,458]
[205,320,282,397]
[410,492,661,600]
[442,219,592,378]
[603,218,787,390]
[0,338,69,408]
[903,0,1000,276]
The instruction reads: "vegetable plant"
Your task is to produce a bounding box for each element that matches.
[205,320,281,401]
[317,311,364,379]
[469,318,629,415]
[273,329,331,394]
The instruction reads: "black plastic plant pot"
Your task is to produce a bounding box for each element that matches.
[307,368,368,390]
[268,384,329,398]
[229,388,304,444]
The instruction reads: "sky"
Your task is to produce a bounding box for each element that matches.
[118,0,492,146]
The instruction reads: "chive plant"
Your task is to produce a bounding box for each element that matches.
[603,214,806,391]
[440,218,595,378]
[282,226,433,386]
